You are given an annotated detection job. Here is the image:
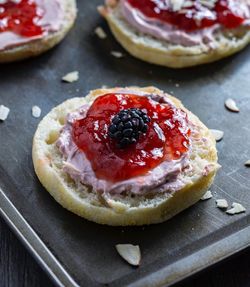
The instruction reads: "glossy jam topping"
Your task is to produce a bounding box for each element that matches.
[127,0,246,31]
[72,93,190,182]
[0,0,44,37]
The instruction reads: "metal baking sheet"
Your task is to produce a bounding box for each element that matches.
[1,1,250,286]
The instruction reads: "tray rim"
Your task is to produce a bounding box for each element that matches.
[0,187,79,287]
[0,186,250,287]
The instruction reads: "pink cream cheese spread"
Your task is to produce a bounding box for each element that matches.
[56,92,208,196]
[119,0,250,47]
[0,0,64,51]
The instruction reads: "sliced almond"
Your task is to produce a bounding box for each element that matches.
[0,105,10,121]
[62,71,79,83]
[225,98,239,112]
[216,199,228,209]
[116,244,141,266]
[32,106,41,118]
[199,0,216,9]
[111,51,124,58]
[95,26,107,39]
[182,1,193,8]
[210,129,224,142]
[226,202,246,215]
[244,160,250,167]
[170,0,185,11]
[200,190,212,201]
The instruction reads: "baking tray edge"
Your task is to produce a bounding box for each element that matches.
[128,224,250,287]
[0,186,250,287]
[0,187,79,287]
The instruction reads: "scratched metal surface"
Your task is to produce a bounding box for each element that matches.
[0,1,250,286]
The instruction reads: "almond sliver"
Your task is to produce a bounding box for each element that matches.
[226,202,246,215]
[200,190,212,201]
[225,98,239,112]
[116,244,141,266]
[210,129,224,142]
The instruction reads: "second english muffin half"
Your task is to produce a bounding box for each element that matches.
[0,0,77,63]
[100,0,250,68]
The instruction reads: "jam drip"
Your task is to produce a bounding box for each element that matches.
[127,0,246,31]
[72,93,190,182]
[0,0,44,37]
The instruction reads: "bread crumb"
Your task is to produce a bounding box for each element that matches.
[200,190,212,201]
[0,105,10,121]
[111,51,124,58]
[116,244,141,266]
[175,83,180,88]
[216,199,228,209]
[95,26,107,39]
[62,71,79,83]
[226,202,246,215]
[32,106,41,118]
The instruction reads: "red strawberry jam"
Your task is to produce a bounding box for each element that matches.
[127,0,246,31]
[0,0,44,37]
[72,93,191,182]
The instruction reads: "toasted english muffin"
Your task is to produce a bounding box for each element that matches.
[0,0,77,63]
[32,87,219,226]
[99,0,250,68]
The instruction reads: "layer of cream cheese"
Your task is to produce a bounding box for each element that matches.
[57,92,193,196]
[119,0,250,47]
[0,0,63,51]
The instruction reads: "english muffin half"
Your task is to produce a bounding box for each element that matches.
[33,87,219,225]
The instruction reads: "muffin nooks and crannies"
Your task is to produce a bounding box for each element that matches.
[32,87,219,226]
[99,0,250,68]
[0,0,77,63]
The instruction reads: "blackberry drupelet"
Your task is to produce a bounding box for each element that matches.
[108,108,150,148]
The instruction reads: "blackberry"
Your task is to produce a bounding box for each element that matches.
[108,108,150,148]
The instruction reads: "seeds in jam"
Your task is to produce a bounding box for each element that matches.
[127,0,246,31]
[72,93,191,182]
[0,0,44,37]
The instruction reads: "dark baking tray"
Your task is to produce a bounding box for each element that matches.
[1,1,250,286]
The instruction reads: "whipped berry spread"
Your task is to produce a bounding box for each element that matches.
[0,0,63,51]
[119,0,250,46]
[57,91,196,195]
